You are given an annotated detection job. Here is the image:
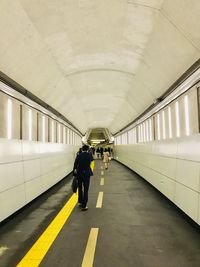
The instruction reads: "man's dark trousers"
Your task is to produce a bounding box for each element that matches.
[78,173,90,208]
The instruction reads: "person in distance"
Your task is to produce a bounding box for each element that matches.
[73,145,93,211]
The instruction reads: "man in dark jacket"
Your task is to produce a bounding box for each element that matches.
[73,145,93,211]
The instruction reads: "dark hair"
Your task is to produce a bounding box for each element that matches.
[82,145,89,151]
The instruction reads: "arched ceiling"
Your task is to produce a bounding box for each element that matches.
[0,0,199,134]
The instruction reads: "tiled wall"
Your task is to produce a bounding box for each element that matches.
[115,134,200,225]
[0,139,78,222]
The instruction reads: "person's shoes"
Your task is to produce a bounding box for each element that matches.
[78,203,82,208]
[81,206,88,211]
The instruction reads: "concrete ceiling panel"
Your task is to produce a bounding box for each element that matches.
[0,0,199,134]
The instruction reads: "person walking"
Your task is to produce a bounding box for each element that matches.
[103,148,110,170]
[73,145,93,211]
[76,147,82,156]
[100,147,104,159]
[96,147,100,159]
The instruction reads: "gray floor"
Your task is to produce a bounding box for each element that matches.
[1,160,200,267]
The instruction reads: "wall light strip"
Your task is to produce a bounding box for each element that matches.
[168,106,172,138]
[149,119,152,141]
[28,109,32,141]
[63,127,66,144]
[162,111,166,139]
[184,95,190,136]
[52,121,54,142]
[146,120,149,142]
[7,99,12,139]
[175,101,180,137]
[157,114,161,140]
[143,123,146,142]
[42,116,45,142]
[58,124,61,143]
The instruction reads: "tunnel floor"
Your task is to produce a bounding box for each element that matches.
[1,160,200,267]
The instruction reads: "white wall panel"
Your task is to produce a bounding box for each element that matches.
[41,173,54,191]
[175,183,199,222]
[40,157,54,175]
[0,184,26,221]
[0,139,23,163]
[0,162,24,192]
[153,139,178,157]
[176,160,200,192]
[160,177,175,202]
[115,135,200,225]
[150,155,177,179]
[137,142,153,153]
[198,195,200,225]
[0,196,3,222]
[177,135,200,162]
[25,177,46,203]
[23,159,41,182]
[0,138,79,222]
[22,140,41,160]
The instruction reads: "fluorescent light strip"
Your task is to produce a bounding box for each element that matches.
[149,119,152,141]
[72,132,74,145]
[67,129,70,144]
[118,136,121,145]
[175,101,180,137]
[157,114,161,140]
[133,128,136,143]
[162,111,166,139]
[63,127,66,144]
[90,139,105,142]
[28,109,32,141]
[168,106,172,138]
[141,124,143,142]
[137,126,140,142]
[42,116,45,142]
[7,99,12,139]
[69,130,72,144]
[146,120,149,142]
[58,124,61,143]
[138,125,140,142]
[184,95,190,136]
[143,123,146,142]
[52,121,54,142]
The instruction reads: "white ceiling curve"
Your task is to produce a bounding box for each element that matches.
[0,0,199,134]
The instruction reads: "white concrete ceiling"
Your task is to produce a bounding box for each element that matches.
[0,0,199,134]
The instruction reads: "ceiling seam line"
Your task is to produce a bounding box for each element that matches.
[160,9,200,53]
[126,2,161,11]
[64,68,135,77]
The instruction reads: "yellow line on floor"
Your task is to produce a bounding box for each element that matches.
[96,192,104,208]
[91,161,95,171]
[17,193,78,267]
[101,171,104,176]
[17,161,95,267]
[100,178,104,186]
[101,166,103,170]
[81,228,99,267]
